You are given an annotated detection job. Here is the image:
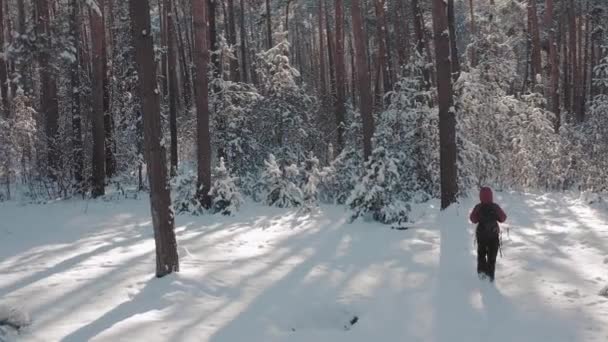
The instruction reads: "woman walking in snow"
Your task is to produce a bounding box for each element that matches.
[469,187,507,282]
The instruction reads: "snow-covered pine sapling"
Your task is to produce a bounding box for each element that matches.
[252,29,316,164]
[347,147,410,224]
[208,158,244,215]
[171,169,204,215]
[261,154,303,208]
[301,152,324,210]
[323,148,362,204]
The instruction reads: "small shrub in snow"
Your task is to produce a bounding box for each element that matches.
[261,154,302,208]
[171,169,205,215]
[322,148,362,204]
[208,158,244,215]
[347,147,410,224]
[300,153,326,210]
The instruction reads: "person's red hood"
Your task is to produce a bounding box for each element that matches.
[480,187,493,204]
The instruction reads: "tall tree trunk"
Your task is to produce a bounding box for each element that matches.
[568,0,580,121]
[394,0,409,71]
[562,17,571,119]
[325,1,336,98]
[209,0,221,85]
[447,0,460,81]
[174,3,193,108]
[412,0,430,89]
[193,0,212,208]
[528,0,542,85]
[0,0,8,117]
[318,0,327,97]
[546,0,560,131]
[239,0,248,82]
[91,7,106,197]
[17,0,32,94]
[468,0,477,67]
[351,0,374,161]
[590,10,599,100]
[581,4,590,118]
[334,0,346,153]
[349,30,356,106]
[374,0,392,96]
[284,0,290,35]
[227,0,239,81]
[432,0,458,209]
[129,0,179,277]
[36,0,60,180]
[71,0,84,191]
[160,0,169,95]
[168,0,179,174]
[102,1,116,179]
[265,0,272,49]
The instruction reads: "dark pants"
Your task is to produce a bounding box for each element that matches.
[477,233,499,281]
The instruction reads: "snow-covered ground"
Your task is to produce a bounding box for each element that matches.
[1,192,607,342]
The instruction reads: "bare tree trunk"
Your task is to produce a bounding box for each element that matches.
[71,0,84,191]
[394,0,409,71]
[568,0,580,121]
[102,1,116,179]
[17,0,32,94]
[528,0,542,85]
[284,0,290,36]
[349,30,356,106]
[374,0,392,96]
[311,20,319,90]
[468,0,477,67]
[168,0,179,174]
[129,0,179,277]
[174,3,193,108]
[334,0,346,153]
[36,0,60,180]
[412,0,430,89]
[318,0,327,97]
[91,7,106,197]
[160,0,168,94]
[351,0,374,161]
[266,0,272,49]
[562,17,571,118]
[325,0,336,98]
[227,0,239,81]
[209,0,221,85]
[0,0,8,117]
[447,0,460,81]
[581,4,590,118]
[432,0,458,209]
[546,0,560,131]
[193,0,212,208]
[239,0,248,83]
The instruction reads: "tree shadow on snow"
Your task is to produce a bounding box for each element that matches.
[198,214,438,342]
[60,276,168,342]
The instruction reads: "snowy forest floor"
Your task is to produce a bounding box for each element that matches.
[1,191,607,342]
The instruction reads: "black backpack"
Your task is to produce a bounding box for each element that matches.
[476,203,500,240]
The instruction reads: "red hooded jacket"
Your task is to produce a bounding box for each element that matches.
[470,187,507,224]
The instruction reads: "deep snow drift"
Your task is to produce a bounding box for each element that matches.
[0,192,607,341]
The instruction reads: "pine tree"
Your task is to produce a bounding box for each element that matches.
[209,158,244,215]
[261,154,303,208]
[347,147,410,224]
